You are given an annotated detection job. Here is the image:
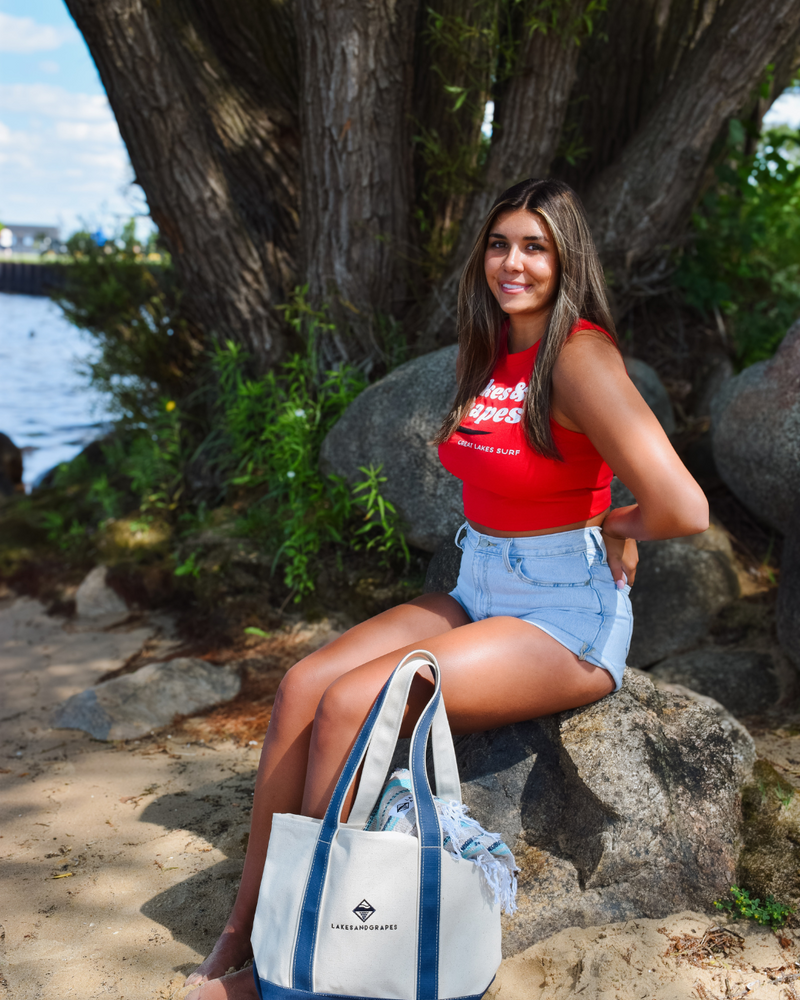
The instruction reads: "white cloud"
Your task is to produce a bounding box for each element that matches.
[0,84,113,123]
[55,120,121,143]
[0,98,136,233]
[0,13,78,53]
[38,60,60,74]
[763,91,800,130]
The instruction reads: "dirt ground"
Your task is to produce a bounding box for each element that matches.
[2,594,800,1000]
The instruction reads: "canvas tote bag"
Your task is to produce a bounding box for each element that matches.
[250,649,503,1000]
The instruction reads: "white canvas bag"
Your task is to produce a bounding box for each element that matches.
[250,649,502,1000]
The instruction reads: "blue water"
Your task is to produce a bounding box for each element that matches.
[0,293,113,488]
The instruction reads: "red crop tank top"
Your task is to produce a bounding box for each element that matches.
[437,320,615,531]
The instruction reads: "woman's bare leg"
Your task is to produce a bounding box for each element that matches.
[185,594,469,988]
[187,614,613,1000]
[301,615,613,817]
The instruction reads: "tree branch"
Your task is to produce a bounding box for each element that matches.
[583,0,800,301]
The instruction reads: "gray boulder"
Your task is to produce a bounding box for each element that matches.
[777,517,800,671]
[75,565,129,622]
[608,478,740,666]
[649,649,779,715]
[624,358,676,435]
[321,345,462,551]
[711,319,800,534]
[452,670,755,955]
[695,356,734,418]
[423,532,463,595]
[628,531,740,668]
[50,657,241,740]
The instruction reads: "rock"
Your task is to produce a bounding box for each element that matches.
[610,478,741,666]
[647,680,756,751]
[737,759,800,912]
[680,430,723,493]
[649,650,779,715]
[0,431,23,495]
[50,657,241,740]
[75,565,129,622]
[711,318,800,534]
[777,516,800,670]
[320,345,463,551]
[628,533,739,667]
[695,356,734,418]
[423,530,463,594]
[609,477,636,508]
[624,358,675,435]
[451,669,756,955]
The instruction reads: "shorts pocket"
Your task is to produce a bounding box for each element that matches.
[513,550,592,587]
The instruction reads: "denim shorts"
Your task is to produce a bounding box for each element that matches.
[448,523,633,691]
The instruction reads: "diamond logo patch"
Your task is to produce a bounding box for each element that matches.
[353,899,375,923]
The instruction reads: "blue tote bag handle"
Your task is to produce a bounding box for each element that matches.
[292,650,450,1000]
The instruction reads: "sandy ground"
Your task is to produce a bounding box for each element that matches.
[2,595,799,1000]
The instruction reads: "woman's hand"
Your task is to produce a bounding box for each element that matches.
[601,529,638,588]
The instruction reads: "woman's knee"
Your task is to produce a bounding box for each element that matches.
[274,653,330,722]
[312,674,372,749]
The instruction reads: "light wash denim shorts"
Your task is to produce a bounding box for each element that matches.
[448,523,633,691]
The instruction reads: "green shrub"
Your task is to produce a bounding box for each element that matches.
[676,121,800,368]
[51,271,409,601]
[53,221,201,421]
[714,885,794,927]
[209,289,408,598]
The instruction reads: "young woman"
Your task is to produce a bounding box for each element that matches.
[185,178,708,999]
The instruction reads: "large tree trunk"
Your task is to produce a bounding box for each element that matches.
[583,0,800,305]
[296,0,419,365]
[65,0,300,368]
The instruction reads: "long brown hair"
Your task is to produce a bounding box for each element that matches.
[435,178,616,459]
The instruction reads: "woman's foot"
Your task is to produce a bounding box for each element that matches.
[185,967,258,999]
[185,931,254,986]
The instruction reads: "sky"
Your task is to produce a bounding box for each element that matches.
[0,2,798,242]
[0,0,148,238]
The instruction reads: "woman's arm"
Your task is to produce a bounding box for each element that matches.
[552,331,709,582]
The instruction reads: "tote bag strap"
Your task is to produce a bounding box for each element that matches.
[408,659,446,1000]
[348,649,461,829]
[292,650,450,1000]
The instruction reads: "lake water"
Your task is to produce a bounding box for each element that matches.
[0,293,113,488]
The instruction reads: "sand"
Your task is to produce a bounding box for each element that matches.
[1,595,798,1000]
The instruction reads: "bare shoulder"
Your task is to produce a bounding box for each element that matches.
[553,328,627,390]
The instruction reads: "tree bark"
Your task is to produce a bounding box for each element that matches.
[583,0,800,302]
[417,0,594,350]
[65,0,300,368]
[296,0,419,364]
[411,0,496,282]
[557,0,726,193]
